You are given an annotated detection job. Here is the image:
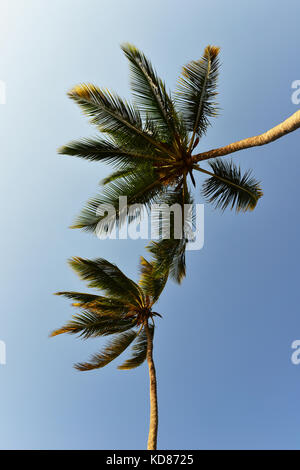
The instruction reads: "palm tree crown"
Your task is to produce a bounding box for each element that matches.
[60,43,263,219]
[51,256,166,371]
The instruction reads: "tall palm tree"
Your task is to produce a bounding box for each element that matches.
[59,44,300,281]
[51,256,167,450]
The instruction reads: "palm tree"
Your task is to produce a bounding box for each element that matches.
[59,44,300,281]
[51,256,167,450]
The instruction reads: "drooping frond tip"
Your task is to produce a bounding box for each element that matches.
[68,83,95,100]
[49,327,74,337]
[203,45,220,59]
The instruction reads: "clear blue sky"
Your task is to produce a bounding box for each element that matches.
[0,0,300,450]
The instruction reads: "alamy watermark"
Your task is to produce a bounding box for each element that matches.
[291,340,300,365]
[95,197,204,251]
[0,340,6,365]
[0,80,6,104]
[291,80,300,105]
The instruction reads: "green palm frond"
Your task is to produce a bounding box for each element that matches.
[69,257,144,306]
[176,45,220,143]
[58,136,162,167]
[146,187,194,284]
[55,291,102,304]
[121,43,178,142]
[148,237,186,284]
[101,167,138,185]
[118,324,154,370]
[72,166,167,234]
[75,329,138,371]
[55,291,130,314]
[139,257,168,302]
[107,125,172,159]
[201,159,263,212]
[50,310,136,339]
[67,84,166,153]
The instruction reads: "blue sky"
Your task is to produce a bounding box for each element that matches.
[0,0,300,449]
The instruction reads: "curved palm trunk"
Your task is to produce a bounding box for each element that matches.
[193,110,300,162]
[145,321,158,450]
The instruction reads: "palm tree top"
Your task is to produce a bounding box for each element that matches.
[63,44,220,172]
[51,256,166,371]
[60,43,262,220]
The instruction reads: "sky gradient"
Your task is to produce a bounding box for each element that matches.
[0,0,300,449]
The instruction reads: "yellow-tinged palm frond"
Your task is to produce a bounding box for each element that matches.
[67,84,167,153]
[55,291,132,315]
[50,310,137,339]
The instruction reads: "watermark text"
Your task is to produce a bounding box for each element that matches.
[95,197,204,251]
[0,340,6,365]
[0,80,6,104]
[291,80,300,105]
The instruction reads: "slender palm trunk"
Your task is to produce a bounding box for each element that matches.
[145,321,158,450]
[193,109,300,162]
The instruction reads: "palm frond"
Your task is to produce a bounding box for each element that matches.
[75,329,137,371]
[150,187,194,238]
[118,324,154,370]
[121,43,178,143]
[148,237,186,284]
[67,84,165,152]
[55,291,130,315]
[106,125,172,159]
[58,136,162,167]
[72,167,166,234]
[201,159,263,212]
[139,257,168,303]
[55,291,101,304]
[50,310,136,339]
[146,187,194,284]
[69,257,144,306]
[176,45,220,141]
[101,167,138,185]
